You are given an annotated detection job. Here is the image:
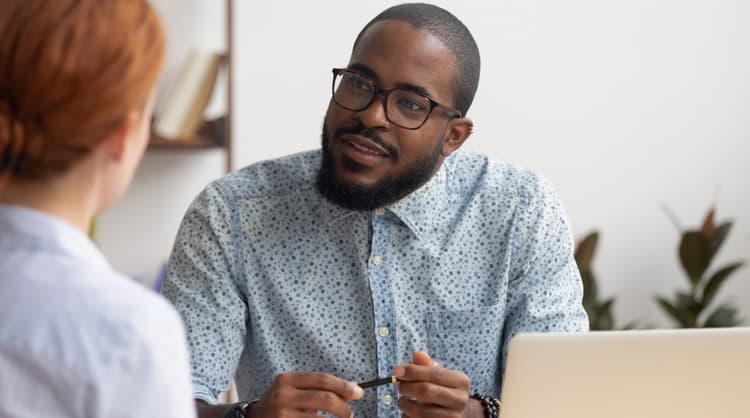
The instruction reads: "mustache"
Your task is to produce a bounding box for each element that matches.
[334,123,397,157]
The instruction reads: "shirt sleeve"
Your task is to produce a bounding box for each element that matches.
[502,172,589,379]
[161,182,248,405]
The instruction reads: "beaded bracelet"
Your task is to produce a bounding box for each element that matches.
[470,393,501,418]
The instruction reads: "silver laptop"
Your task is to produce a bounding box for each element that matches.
[499,328,750,418]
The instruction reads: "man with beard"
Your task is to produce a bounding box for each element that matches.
[163,3,588,418]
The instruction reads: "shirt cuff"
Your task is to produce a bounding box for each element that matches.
[193,380,220,405]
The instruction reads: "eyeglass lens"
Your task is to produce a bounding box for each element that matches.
[333,71,432,129]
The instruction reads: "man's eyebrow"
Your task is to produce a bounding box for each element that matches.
[347,63,377,79]
[392,83,432,98]
[346,63,434,98]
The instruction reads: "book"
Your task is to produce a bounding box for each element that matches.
[154,49,223,140]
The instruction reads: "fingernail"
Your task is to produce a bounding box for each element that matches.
[393,365,405,378]
[350,381,364,399]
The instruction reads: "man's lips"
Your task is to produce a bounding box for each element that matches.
[340,134,391,157]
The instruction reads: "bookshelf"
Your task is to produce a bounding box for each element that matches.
[148,133,220,149]
[147,0,234,174]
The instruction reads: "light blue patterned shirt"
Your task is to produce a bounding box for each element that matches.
[163,148,588,417]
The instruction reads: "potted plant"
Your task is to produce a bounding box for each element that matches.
[656,207,745,327]
[576,231,637,330]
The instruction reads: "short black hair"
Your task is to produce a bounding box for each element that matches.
[352,3,480,116]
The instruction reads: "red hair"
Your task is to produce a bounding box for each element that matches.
[0,0,165,181]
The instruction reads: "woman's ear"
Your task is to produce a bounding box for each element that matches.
[441,117,473,157]
[106,110,142,162]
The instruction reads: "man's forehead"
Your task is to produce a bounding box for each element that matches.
[348,19,457,102]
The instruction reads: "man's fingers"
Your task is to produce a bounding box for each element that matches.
[280,372,363,400]
[292,388,356,418]
[410,350,442,368]
[411,351,433,366]
[264,372,362,418]
[393,363,470,389]
[397,381,468,410]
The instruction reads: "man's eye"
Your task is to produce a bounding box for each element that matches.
[397,98,426,112]
[348,77,371,91]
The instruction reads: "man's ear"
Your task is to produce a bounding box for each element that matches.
[106,110,141,162]
[441,117,473,157]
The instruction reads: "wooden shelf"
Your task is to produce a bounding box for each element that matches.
[145,0,233,173]
[148,132,222,150]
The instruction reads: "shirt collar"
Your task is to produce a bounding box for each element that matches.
[0,204,111,272]
[318,194,359,225]
[386,162,450,240]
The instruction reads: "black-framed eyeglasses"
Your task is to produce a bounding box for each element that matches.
[331,68,462,130]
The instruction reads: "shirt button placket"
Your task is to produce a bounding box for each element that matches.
[370,214,397,416]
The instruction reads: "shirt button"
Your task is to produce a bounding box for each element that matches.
[378,326,390,337]
[383,394,393,405]
[375,208,385,216]
[373,255,382,265]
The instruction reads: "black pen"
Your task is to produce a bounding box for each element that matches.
[357,375,397,389]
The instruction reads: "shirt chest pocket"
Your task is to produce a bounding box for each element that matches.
[426,303,505,393]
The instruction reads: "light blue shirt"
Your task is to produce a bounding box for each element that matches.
[163,149,588,417]
[0,205,196,418]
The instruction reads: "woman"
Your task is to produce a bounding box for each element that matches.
[0,1,195,417]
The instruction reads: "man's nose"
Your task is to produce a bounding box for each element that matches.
[356,94,391,129]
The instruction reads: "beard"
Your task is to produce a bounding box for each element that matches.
[315,119,443,211]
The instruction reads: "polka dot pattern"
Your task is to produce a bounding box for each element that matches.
[162,148,589,416]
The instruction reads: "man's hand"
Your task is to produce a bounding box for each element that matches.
[247,372,364,418]
[394,351,482,418]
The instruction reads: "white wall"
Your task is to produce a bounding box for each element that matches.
[102,0,750,327]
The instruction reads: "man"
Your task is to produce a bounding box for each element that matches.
[163,3,588,418]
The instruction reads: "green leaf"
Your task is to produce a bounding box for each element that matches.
[575,231,599,271]
[674,292,692,310]
[580,269,597,310]
[88,218,97,242]
[702,262,745,307]
[679,231,712,284]
[656,296,692,327]
[591,298,615,331]
[594,314,614,331]
[703,305,742,328]
[675,291,702,320]
[595,298,614,319]
[710,221,733,255]
[700,207,715,238]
